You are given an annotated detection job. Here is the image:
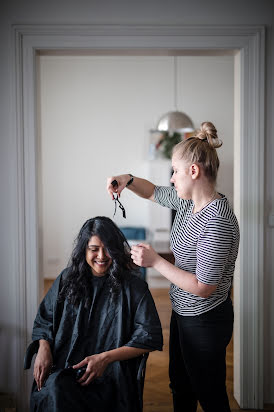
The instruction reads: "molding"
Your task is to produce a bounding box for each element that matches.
[238,27,265,408]
[13,28,41,411]
[13,24,265,411]
[12,23,265,35]
[13,24,265,50]
[13,28,28,409]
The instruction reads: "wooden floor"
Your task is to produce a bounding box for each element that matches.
[44,280,273,411]
[143,288,274,412]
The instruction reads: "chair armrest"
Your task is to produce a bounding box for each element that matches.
[136,352,149,411]
[23,340,39,370]
[137,352,149,382]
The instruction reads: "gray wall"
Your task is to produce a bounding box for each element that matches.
[0,0,273,406]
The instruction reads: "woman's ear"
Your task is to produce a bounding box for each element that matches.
[190,163,200,180]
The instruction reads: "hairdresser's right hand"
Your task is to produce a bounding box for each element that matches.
[106,174,131,199]
[33,340,53,391]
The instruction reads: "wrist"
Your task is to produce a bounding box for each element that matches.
[101,351,112,365]
[39,339,51,351]
[153,255,165,270]
[126,174,134,187]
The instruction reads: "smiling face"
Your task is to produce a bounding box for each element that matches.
[86,235,112,277]
[170,154,194,200]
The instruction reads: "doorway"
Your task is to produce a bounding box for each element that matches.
[37,50,236,410]
[14,24,265,412]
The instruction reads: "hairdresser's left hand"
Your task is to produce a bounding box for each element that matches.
[131,243,160,268]
[73,353,109,386]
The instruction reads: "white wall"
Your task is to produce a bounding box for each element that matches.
[39,55,234,278]
[0,0,273,406]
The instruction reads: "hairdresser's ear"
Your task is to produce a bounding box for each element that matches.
[190,163,200,180]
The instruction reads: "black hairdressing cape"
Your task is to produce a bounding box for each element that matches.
[30,269,163,412]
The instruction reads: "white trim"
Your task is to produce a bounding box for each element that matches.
[13,27,28,408]
[237,28,265,408]
[13,24,265,411]
[233,50,241,404]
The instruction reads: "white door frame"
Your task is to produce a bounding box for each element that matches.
[12,24,265,411]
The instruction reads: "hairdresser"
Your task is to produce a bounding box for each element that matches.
[107,121,239,412]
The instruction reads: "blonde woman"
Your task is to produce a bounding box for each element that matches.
[107,122,239,412]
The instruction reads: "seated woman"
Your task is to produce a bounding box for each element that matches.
[30,216,163,412]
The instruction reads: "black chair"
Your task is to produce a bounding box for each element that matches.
[136,351,149,411]
[24,341,149,411]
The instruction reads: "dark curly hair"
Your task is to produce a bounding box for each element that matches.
[58,216,137,307]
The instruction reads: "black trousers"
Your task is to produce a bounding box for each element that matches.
[169,297,234,412]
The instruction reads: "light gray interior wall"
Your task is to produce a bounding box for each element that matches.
[1,0,273,25]
[0,4,21,393]
[0,0,273,404]
[39,55,234,279]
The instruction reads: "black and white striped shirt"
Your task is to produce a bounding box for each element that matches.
[154,186,240,316]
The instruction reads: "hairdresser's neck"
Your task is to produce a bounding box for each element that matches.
[191,180,219,214]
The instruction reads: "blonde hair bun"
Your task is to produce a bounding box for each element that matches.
[195,121,222,149]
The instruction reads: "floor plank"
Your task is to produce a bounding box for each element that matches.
[143,288,273,412]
